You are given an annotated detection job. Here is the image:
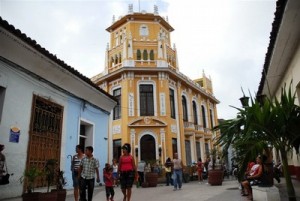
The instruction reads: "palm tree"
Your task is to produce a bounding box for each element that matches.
[215,84,300,201]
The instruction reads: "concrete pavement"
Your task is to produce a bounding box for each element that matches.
[2,177,300,201]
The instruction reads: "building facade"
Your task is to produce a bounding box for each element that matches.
[0,18,116,199]
[92,8,220,166]
[257,0,300,180]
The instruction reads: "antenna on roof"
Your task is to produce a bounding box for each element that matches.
[128,4,133,14]
[112,15,115,23]
[154,5,159,14]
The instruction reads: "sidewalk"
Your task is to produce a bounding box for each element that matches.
[2,177,299,201]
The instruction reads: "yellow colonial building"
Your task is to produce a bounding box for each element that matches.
[92,6,220,166]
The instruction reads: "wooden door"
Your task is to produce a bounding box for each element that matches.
[26,95,63,188]
[140,134,156,161]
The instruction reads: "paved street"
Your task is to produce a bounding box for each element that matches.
[65,179,244,201]
[2,177,300,201]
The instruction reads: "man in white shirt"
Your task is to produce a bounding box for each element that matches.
[137,160,146,187]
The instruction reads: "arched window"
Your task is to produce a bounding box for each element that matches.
[137,49,141,60]
[150,50,154,60]
[119,53,122,63]
[210,109,214,128]
[143,49,148,60]
[111,57,114,67]
[182,96,188,122]
[169,89,175,119]
[115,55,118,64]
[201,105,207,128]
[193,101,198,125]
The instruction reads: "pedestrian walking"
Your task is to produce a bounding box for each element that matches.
[78,146,100,201]
[137,160,146,187]
[165,157,173,186]
[197,157,203,183]
[104,164,115,201]
[118,143,137,201]
[172,153,184,191]
[71,145,85,201]
[112,159,119,187]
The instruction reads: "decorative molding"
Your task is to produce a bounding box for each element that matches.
[171,124,177,133]
[128,116,167,127]
[160,93,166,116]
[128,93,134,116]
[160,128,165,142]
[112,125,121,134]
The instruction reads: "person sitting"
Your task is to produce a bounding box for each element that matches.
[241,155,264,201]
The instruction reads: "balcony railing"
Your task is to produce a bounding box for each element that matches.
[183,121,194,129]
[194,124,204,131]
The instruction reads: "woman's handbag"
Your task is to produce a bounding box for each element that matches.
[0,162,10,185]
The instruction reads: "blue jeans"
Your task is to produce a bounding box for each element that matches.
[173,169,182,189]
[79,177,95,201]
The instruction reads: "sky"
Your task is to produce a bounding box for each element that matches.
[0,0,277,120]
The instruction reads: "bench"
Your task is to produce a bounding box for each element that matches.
[252,185,280,201]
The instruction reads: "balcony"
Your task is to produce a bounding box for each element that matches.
[183,121,194,129]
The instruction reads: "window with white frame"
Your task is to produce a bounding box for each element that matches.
[193,101,198,125]
[210,108,214,129]
[201,105,207,128]
[140,25,149,36]
[139,84,154,116]
[79,121,94,148]
[113,88,121,120]
[169,88,176,119]
[182,96,188,122]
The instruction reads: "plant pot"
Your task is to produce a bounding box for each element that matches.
[145,172,158,187]
[141,182,149,188]
[183,172,190,183]
[52,189,67,201]
[208,169,224,186]
[22,192,41,201]
[40,191,58,201]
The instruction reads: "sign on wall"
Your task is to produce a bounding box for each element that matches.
[9,126,20,143]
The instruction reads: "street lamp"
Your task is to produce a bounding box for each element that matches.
[239,96,249,107]
[158,146,162,157]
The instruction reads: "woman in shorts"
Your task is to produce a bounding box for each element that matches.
[118,143,137,201]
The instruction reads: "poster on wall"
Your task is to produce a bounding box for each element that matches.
[9,127,20,143]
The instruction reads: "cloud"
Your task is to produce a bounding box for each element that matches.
[0,0,276,119]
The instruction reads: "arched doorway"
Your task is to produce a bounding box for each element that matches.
[140,134,156,161]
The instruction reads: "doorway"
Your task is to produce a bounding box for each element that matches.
[140,134,156,161]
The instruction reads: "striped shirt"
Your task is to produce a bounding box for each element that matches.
[72,155,84,171]
[80,157,99,179]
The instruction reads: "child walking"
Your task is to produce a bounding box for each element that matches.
[104,163,115,201]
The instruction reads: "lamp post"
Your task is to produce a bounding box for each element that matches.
[158,146,162,157]
[239,95,249,108]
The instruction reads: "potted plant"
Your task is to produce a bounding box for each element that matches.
[144,160,159,187]
[21,166,42,201]
[214,84,300,200]
[207,147,224,185]
[51,170,67,201]
[40,159,58,201]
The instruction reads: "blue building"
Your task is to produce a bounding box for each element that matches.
[0,17,116,199]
